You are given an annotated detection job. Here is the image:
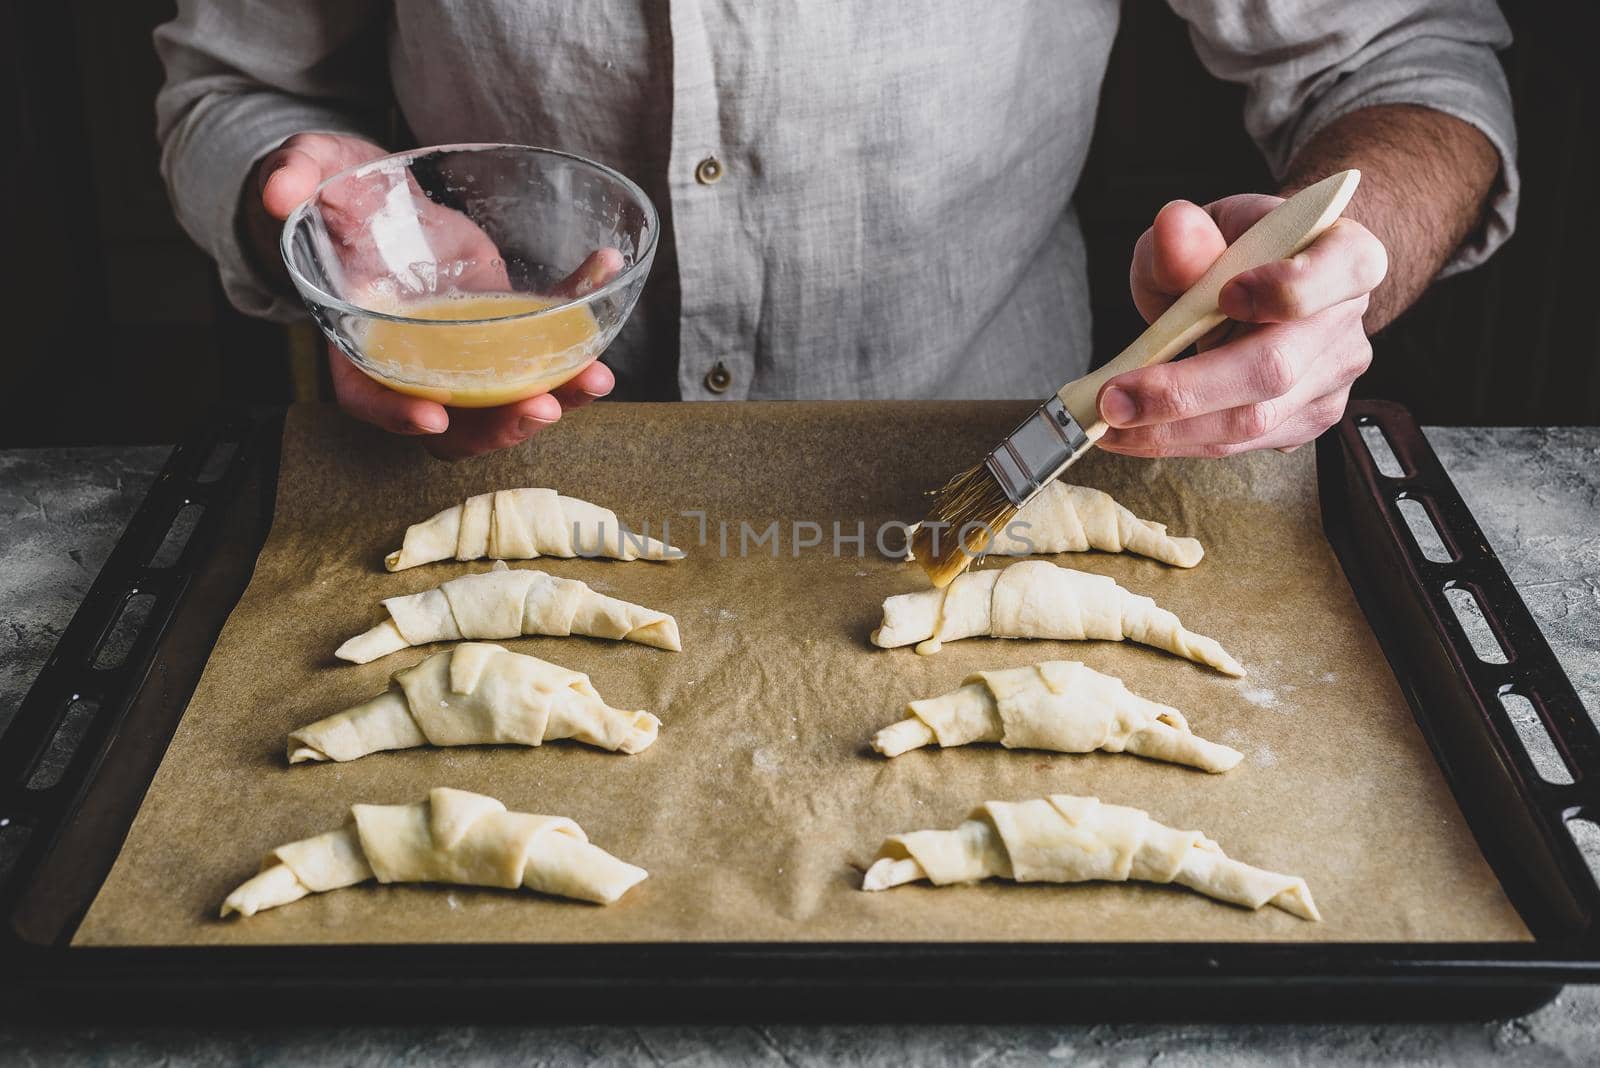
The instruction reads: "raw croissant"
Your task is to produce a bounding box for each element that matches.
[290,643,659,764]
[871,660,1241,772]
[385,488,680,571]
[861,794,1317,920]
[986,482,1203,567]
[870,559,1243,675]
[337,561,681,664]
[221,787,646,917]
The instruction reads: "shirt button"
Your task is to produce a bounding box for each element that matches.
[704,361,732,393]
[694,156,724,185]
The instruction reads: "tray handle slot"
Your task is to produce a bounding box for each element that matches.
[161,411,250,493]
[148,502,205,570]
[1567,817,1600,896]
[196,440,238,484]
[1443,584,1511,665]
[1396,495,1454,563]
[1357,419,1407,477]
[90,592,158,671]
[23,699,102,792]
[0,819,31,887]
[1500,690,1576,786]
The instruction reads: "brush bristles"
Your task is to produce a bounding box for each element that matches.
[911,463,1021,588]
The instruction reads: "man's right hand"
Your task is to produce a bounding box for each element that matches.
[241,132,617,459]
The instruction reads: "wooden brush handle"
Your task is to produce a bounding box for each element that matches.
[1056,168,1362,433]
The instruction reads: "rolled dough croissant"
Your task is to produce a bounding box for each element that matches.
[871,660,1241,772]
[870,559,1243,675]
[989,482,1203,567]
[337,561,681,663]
[221,787,646,918]
[386,488,680,571]
[861,794,1317,920]
[290,643,659,764]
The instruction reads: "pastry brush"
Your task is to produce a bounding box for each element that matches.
[912,168,1362,588]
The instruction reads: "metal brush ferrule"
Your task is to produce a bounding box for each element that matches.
[983,396,1090,506]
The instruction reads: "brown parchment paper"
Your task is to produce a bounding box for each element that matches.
[74,402,1530,946]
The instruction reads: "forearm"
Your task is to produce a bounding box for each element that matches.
[1280,104,1500,332]
[154,0,388,319]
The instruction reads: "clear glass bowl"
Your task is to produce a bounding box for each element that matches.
[281,143,657,408]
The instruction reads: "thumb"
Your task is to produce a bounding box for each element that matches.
[552,247,625,299]
[1130,199,1227,323]
[258,147,326,221]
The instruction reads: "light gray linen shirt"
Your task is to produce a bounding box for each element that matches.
[155,1,1518,402]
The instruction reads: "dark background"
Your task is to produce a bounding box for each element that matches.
[4,1,1597,446]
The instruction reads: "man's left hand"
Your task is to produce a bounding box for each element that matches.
[1098,193,1388,456]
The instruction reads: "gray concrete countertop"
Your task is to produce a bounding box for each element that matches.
[2,428,1597,1065]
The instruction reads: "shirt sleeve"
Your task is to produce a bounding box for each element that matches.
[1167,0,1518,277]
[153,0,390,320]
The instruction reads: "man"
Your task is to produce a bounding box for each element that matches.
[155,2,1515,460]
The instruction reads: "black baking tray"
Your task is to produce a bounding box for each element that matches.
[2,400,1598,1022]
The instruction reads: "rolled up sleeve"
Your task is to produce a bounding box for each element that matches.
[154,0,389,319]
[1169,0,1518,276]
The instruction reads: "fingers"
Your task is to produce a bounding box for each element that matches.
[258,133,371,220]
[553,248,626,299]
[258,148,327,221]
[1129,200,1227,322]
[257,132,389,226]
[427,361,614,458]
[1099,386,1353,458]
[331,345,616,460]
[331,351,577,461]
[422,359,613,458]
[1097,305,1370,456]
[1100,297,1368,429]
[1218,219,1388,324]
[1204,193,1284,243]
[421,395,563,461]
[329,348,449,436]
[548,360,615,410]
